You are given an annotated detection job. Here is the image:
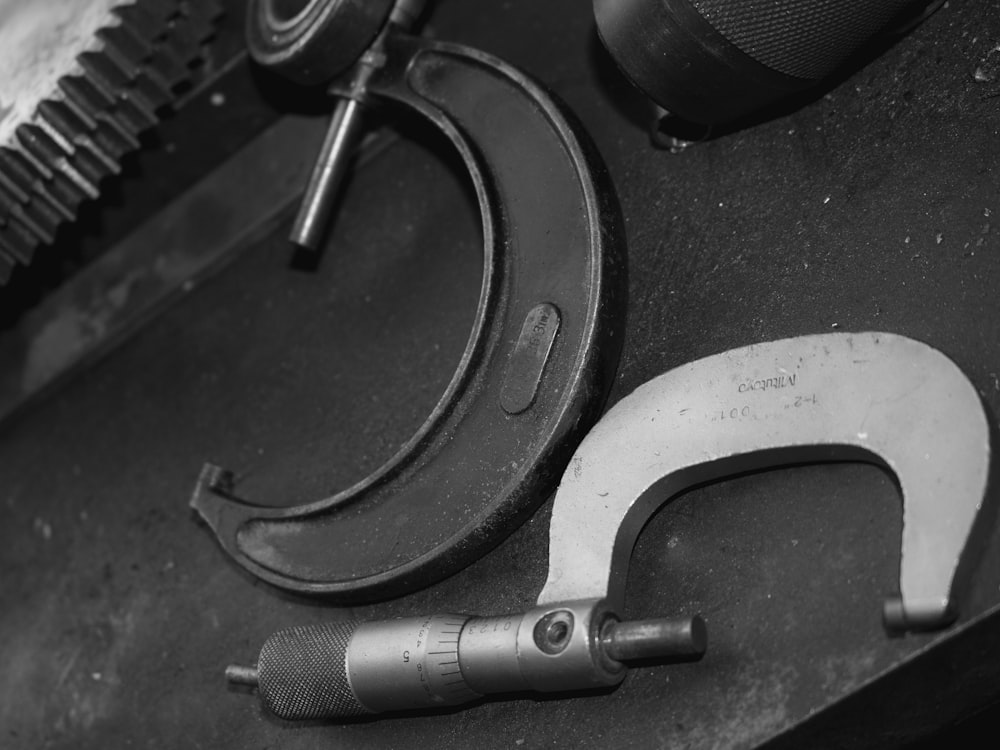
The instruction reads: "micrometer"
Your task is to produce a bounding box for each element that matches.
[224,332,995,719]
[191,0,626,600]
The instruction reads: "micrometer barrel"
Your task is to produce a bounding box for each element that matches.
[227,601,706,719]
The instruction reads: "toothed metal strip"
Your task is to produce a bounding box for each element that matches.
[0,0,221,284]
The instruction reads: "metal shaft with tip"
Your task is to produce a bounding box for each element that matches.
[290,97,366,250]
[226,601,706,719]
[290,0,427,250]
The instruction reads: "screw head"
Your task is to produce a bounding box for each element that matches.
[533,610,575,655]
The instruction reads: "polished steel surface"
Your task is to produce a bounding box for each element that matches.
[539,332,992,632]
[289,96,365,249]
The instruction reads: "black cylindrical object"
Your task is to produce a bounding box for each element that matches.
[595,0,930,124]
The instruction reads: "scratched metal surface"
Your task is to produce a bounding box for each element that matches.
[1,0,1000,748]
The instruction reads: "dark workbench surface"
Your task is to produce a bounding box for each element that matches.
[1,0,999,747]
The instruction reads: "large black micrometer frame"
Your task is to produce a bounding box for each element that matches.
[191,32,627,600]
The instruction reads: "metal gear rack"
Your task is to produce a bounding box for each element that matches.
[0,0,223,284]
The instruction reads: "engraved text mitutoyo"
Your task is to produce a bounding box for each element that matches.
[738,373,797,394]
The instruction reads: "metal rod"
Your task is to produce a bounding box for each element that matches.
[225,663,260,687]
[601,615,707,662]
[287,0,427,252]
[289,96,366,250]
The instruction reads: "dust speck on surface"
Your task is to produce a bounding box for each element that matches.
[972,44,1000,82]
[33,517,52,541]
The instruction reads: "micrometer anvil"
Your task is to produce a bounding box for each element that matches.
[225,332,995,719]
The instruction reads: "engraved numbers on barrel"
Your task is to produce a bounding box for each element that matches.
[463,615,517,637]
[423,615,478,705]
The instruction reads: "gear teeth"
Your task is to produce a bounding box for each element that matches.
[140,40,188,88]
[78,53,160,130]
[0,184,61,246]
[0,166,31,206]
[158,17,203,67]
[0,149,75,225]
[36,175,90,222]
[181,0,225,22]
[0,148,80,226]
[35,116,121,185]
[97,23,157,72]
[59,74,119,120]
[5,205,56,248]
[16,124,101,201]
[129,68,175,111]
[133,0,180,24]
[0,147,53,193]
[59,73,146,141]
[0,218,40,266]
[147,46,192,90]
[0,0,223,286]
[113,5,172,59]
[21,202,63,246]
[112,3,203,89]
[90,24,178,109]
[179,1,226,43]
[66,139,123,185]
[97,32,175,108]
[58,76,145,147]
[85,114,142,163]
[38,100,122,172]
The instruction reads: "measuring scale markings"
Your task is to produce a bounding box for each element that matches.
[432,620,468,696]
[425,616,478,703]
[347,613,479,711]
